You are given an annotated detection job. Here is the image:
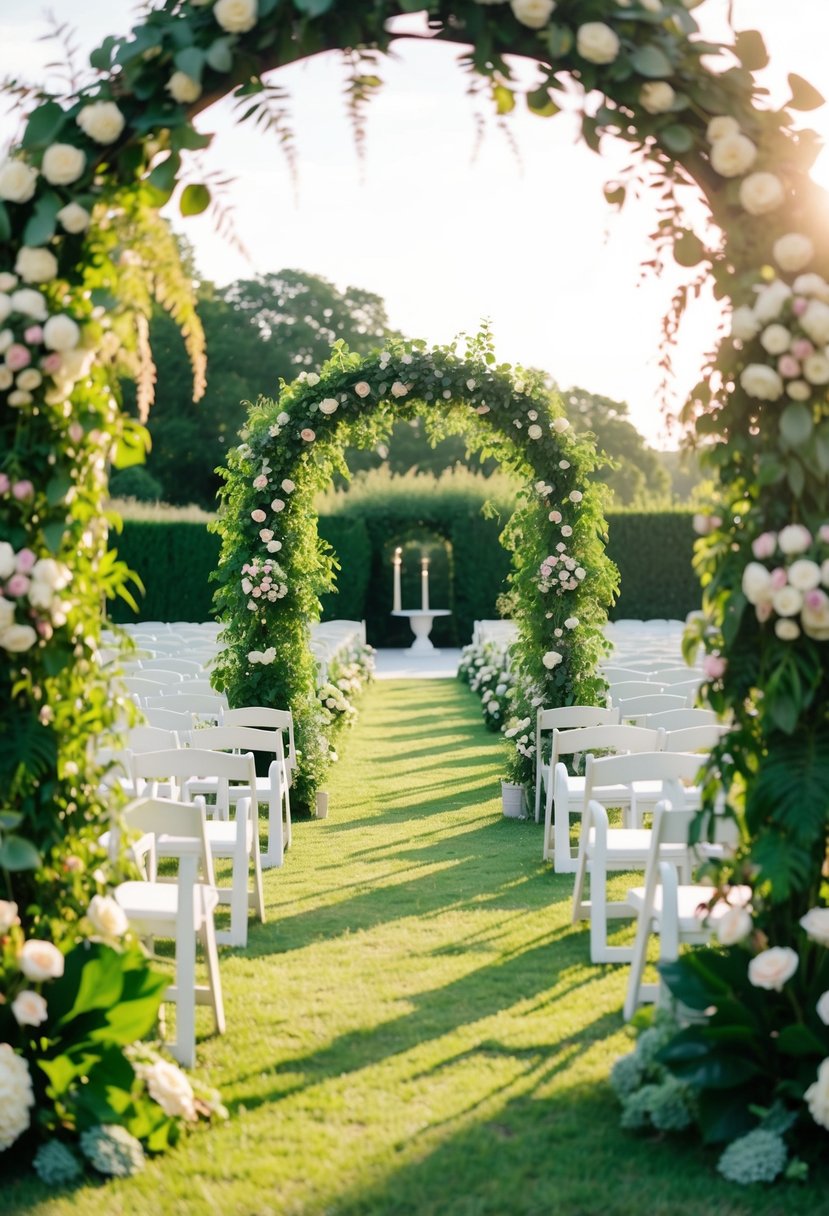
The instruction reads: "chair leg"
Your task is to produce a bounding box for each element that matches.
[534,766,542,824]
[283,779,292,851]
[623,909,653,1021]
[261,787,285,870]
[172,856,197,1068]
[553,798,577,874]
[252,820,266,923]
[201,921,226,1035]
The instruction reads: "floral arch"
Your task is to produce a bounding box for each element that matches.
[211,334,615,808]
[1,0,829,1175]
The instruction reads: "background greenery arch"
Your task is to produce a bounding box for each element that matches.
[211,332,616,807]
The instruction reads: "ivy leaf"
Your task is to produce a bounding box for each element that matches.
[734,30,769,71]
[180,183,211,216]
[779,401,813,447]
[546,24,573,58]
[22,191,63,247]
[493,84,515,116]
[205,37,235,74]
[629,44,673,78]
[787,72,825,111]
[42,521,66,554]
[89,35,119,72]
[660,124,694,153]
[0,835,41,872]
[147,151,182,201]
[21,101,66,150]
[174,46,205,82]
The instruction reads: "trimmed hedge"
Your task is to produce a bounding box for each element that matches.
[109,508,701,632]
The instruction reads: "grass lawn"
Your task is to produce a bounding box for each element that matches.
[4,679,823,1216]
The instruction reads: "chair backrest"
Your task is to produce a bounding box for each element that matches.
[176,679,223,697]
[638,800,740,909]
[598,666,649,682]
[141,657,204,675]
[551,724,662,768]
[608,680,664,702]
[641,707,719,730]
[667,680,703,705]
[584,750,703,807]
[620,658,678,674]
[131,748,257,810]
[120,795,215,887]
[144,706,196,732]
[192,724,285,762]
[660,724,729,753]
[223,706,297,769]
[122,676,174,698]
[146,693,226,716]
[536,705,620,733]
[650,667,699,684]
[617,693,686,721]
[138,668,184,686]
[126,725,181,753]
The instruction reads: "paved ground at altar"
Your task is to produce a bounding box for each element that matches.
[373,649,462,679]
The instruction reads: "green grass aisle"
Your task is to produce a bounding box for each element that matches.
[6,681,819,1216]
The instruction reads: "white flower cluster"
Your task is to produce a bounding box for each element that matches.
[317,679,357,726]
[0,1044,35,1152]
[241,556,288,610]
[706,115,785,216]
[733,272,829,404]
[741,522,829,641]
[0,274,91,408]
[458,637,516,729]
[0,544,72,653]
[503,715,535,760]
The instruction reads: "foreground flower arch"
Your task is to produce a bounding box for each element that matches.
[211,334,615,806]
[2,0,829,1175]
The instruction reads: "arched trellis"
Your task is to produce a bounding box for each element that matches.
[211,334,615,807]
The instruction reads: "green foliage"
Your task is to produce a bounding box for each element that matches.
[108,468,163,504]
[107,522,221,624]
[605,511,699,620]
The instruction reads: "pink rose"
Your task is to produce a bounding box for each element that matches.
[251,509,266,523]
[253,475,268,490]
[805,588,828,611]
[702,654,727,680]
[12,480,33,500]
[792,296,808,317]
[354,381,371,398]
[752,531,777,559]
[769,567,788,590]
[15,548,35,573]
[37,620,53,639]
[301,428,316,442]
[23,325,43,345]
[67,422,83,443]
[549,511,562,524]
[792,338,814,360]
[5,344,31,372]
[6,573,29,597]
[820,524,829,544]
[41,352,62,374]
[778,355,801,379]
[0,473,8,494]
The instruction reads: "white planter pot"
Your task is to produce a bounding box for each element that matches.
[501,781,527,819]
[315,791,329,820]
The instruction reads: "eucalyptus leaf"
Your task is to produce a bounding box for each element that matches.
[629,44,673,79]
[21,101,67,150]
[0,834,41,872]
[734,30,768,71]
[787,72,825,112]
[779,401,813,447]
[180,183,211,216]
[660,124,694,154]
[174,46,205,82]
[206,38,235,74]
[22,191,63,247]
[293,0,335,14]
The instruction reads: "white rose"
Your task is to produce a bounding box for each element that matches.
[775,618,800,640]
[739,171,785,215]
[804,353,829,385]
[0,160,37,204]
[639,82,676,114]
[739,363,783,401]
[0,274,16,293]
[706,116,740,143]
[800,299,829,346]
[552,416,569,432]
[716,905,753,946]
[0,367,13,390]
[788,559,821,591]
[142,1059,196,1120]
[214,0,258,33]
[19,938,64,981]
[805,1058,829,1130]
[318,398,339,415]
[87,894,128,938]
[527,424,543,439]
[167,71,203,104]
[564,616,579,629]
[510,0,556,29]
[569,490,583,503]
[305,372,320,386]
[800,907,829,946]
[30,558,70,590]
[576,22,620,64]
[747,946,798,991]
[277,411,289,425]
[12,990,48,1027]
[730,306,760,342]
[802,592,829,640]
[753,280,791,323]
[55,347,93,383]
[772,585,803,617]
[710,132,757,178]
[15,247,58,285]
[10,289,47,321]
[787,379,812,402]
[1,624,38,653]
[817,993,829,1026]
[741,562,772,604]
[542,650,562,669]
[391,381,408,398]
[43,314,81,352]
[0,542,15,580]
[76,101,125,144]
[41,143,86,186]
[778,523,812,554]
[0,899,19,932]
[793,274,829,302]
[15,368,41,392]
[7,390,32,407]
[773,233,814,273]
[759,324,791,356]
[354,381,371,398]
[0,1044,35,1151]
[28,582,53,611]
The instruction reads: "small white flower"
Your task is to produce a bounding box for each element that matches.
[774,618,800,640]
[15,247,58,285]
[759,324,791,356]
[706,116,740,143]
[353,381,371,398]
[788,559,821,591]
[57,202,91,234]
[639,81,676,114]
[87,894,128,938]
[41,143,86,186]
[542,650,562,669]
[527,424,543,440]
[0,160,37,204]
[747,946,798,991]
[773,232,814,273]
[166,71,203,104]
[76,100,125,144]
[739,363,783,401]
[716,905,753,946]
[510,0,556,29]
[214,0,258,33]
[576,21,620,64]
[19,939,64,981]
[778,523,812,555]
[11,990,47,1028]
[43,314,81,352]
[709,132,757,178]
[800,299,829,346]
[552,416,569,432]
[739,172,785,216]
[753,279,792,323]
[730,306,760,342]
[804,353,829,386]
[318,397,339,415]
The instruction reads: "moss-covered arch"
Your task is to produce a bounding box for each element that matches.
[211,334,616,807]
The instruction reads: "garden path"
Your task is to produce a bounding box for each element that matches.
[7,680,818,1216]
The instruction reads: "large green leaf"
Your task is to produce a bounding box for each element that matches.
[629,44,673,78]
[0,834,41,871]
[788,72,825,111]
[21,101,67,149]
[180,183,211,216]
[780,401,813,447]
[734,29,769,71]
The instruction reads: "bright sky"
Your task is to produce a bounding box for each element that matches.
[0,0,827,446]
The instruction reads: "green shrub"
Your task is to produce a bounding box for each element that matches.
[317,516,372,623]
[109,521,221,623]
[108,467,163,502]
[605,511,699,621]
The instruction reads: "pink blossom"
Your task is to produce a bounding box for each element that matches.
[252,587,262,597]
[5,344,31,372]
[12,480,33,500]
[792,296,809,317]
[253,475,268,490]
[15,549,35,573]
[23,325,43,345]
[0,473,8,494]
[67,422,83,443]
[549,511,562,524]
[805,588,828,610]
[756,602,773,622]
[41,352,62,374]
[778,355,801,379]
[301,428,316,442]
[36,620,52,639]
[5,573,29,597]
[702,654,727,680]
[251,509,266,523]
[769,567,788,590]
[752,531,777,559]
[791,338,814,360]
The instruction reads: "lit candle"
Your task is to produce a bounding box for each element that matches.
[421,554,430,612]
[392,547,402,613]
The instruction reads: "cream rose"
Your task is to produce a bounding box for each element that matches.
[804,353,829,385]
[542,650,562,669]
[773,232,814,273]
[800,300,829,346]
[15,247,58,285]
[19,939,65,981]
[576,22,620,64]
[739,171,785,215]
[730,306,760,341]
[775,618,800,640]
[318,398,339,415]
[0,159,37,203]
[10,289,47,321]
[753,280,791,323]
[0,542,14,580]
[0,1045,34,1151]
[391,381,408,398]
[11,990,48,1027]
[802,590,829,640]
[214,0,258,33]
[527,424,543,439]
[772,585,803,617]
[41,143,86,186]
[788,559,821,591]
[354,381,371,398]
[87,894,129,938]
[141,1059,196,1120]
[759,324,790,356]
[706,116,740,143]
[0,900,19,933]
[800,907,829,946]
[794,273,829,302]
[710,132,757,178]
[76,101,125,144]
[639,82,677,114]
[747,945,798,991]
[43,315,81,352]
[167,72,203,104]
[1,624,38,653]
[510,0,556,30]
[741,562,772,604]
[716,905,752,946]
[805,1058,829,1130]
[552,416,569,432]
[739,363,783,401]
[778,523,812,555]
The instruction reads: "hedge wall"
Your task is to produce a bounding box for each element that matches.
[109,509,701,633]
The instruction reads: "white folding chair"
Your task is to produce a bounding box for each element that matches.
[623,802,746,1020]
[145,693,225,724]
[122,676,176,702]
[642,707,719,730]
[175,679,224,697]
[660,724,730,753]
[130,749,264,948]
[533,705,620,823]
[113,796,225,1068]
[571,751,704,963]
[617,694,686,723]
[186,725,292,869]
[608,680,665,703]
[223,706,298,787]
[141,658,204,676]
[598,666,650,682]
[543,723,663,870]
[144,706,196,733]
[650,667,701,684]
